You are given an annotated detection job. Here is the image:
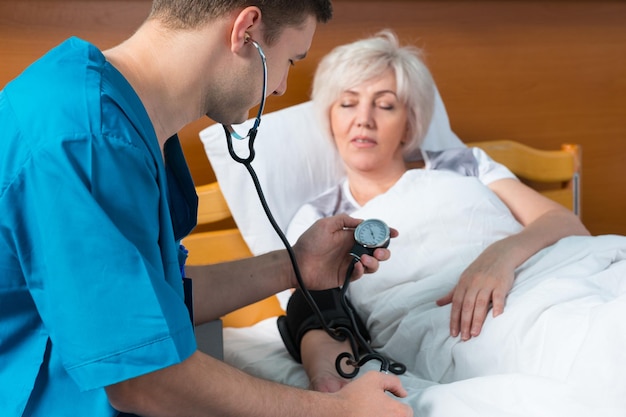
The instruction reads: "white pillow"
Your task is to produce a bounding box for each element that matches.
[199,88,464,255]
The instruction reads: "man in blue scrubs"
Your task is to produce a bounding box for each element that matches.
[0,1,412,416]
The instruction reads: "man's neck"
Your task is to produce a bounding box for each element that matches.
[103,21,206,148]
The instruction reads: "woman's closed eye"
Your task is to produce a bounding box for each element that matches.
[376,101,395,110]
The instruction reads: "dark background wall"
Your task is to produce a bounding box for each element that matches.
[2,0,625,235]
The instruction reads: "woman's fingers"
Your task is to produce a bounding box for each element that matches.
[445,285,495,340]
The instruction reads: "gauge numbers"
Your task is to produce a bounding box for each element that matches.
[354,219,390,248]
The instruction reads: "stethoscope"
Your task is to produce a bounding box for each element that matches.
[223,35,267,162]
[222,36,406,378]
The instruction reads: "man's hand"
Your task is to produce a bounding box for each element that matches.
[334,371,413,417]
[291,214,398,290]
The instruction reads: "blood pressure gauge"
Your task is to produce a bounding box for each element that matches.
[349,218,391,261]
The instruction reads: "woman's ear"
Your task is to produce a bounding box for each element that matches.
[400,123,411,146]
[230,6,261,53]
[406,118,420,145]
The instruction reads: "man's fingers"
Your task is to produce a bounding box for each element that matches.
[349,259,366,279]
[379,373,409,398]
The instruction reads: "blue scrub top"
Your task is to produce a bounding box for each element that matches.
[0,38,197,416]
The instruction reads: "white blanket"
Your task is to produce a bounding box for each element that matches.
[224,170,626,416]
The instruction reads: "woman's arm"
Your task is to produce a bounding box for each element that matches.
[437,178,590,340]
[301,330,353,392]
[277,287,371,392]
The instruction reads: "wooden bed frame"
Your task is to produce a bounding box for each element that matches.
[2,0,625,236]
[183,138,582,328]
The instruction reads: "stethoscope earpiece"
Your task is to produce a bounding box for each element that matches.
[224,34,267,143]
[223,32,405,380]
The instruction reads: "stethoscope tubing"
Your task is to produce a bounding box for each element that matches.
[221,37,405,378]
[225,38,267,145]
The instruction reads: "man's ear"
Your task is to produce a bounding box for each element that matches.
[230,6,261,53]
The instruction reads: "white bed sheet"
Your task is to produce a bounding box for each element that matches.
[199,91,463,256]
[223,171,626,416]
[200,93,625,415]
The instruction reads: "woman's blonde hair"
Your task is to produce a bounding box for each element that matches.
[312,30,435,159]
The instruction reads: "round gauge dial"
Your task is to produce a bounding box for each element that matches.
[354,219,390,248]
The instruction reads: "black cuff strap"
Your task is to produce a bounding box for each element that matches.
[349,243,375,261]
[277,288,370,363]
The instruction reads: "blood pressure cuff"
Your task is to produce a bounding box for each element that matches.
[277,288,370,363]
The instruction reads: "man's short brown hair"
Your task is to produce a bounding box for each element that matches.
[149,0,332,45]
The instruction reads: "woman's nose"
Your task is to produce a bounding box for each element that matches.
[356,109,373,128]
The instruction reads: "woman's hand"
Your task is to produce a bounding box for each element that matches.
[436,241,516,341]
[437,179,590,341]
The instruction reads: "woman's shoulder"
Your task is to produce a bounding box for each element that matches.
[286,181,358,242]
[423,147,480,176]
[423,147,516,185]
[301,181,356,218]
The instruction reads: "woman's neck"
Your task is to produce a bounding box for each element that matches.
[346,164,408,206]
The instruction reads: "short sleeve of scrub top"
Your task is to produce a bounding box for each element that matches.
[0,37,195,415]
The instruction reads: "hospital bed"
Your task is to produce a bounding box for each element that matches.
[184,98,581,327]
[183,99,625,417]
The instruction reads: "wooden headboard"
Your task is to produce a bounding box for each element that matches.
[2,0,625,235]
